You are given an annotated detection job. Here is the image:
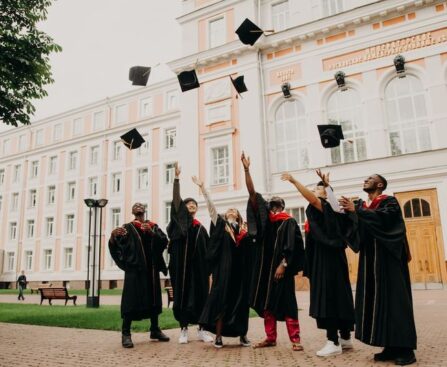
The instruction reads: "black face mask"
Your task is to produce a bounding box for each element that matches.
[230,222,239,233]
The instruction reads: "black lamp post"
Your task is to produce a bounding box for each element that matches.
[84,198,108,308]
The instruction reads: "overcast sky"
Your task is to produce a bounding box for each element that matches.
[30,0,182,122]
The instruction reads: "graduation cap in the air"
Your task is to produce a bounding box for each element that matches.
[129,66,151,86]
[230,75,248,97]
[235,18,274,46]
[317,124,344,148]
[120,128,146,150]
[177,69,200,92]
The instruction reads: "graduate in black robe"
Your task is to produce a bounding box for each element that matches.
[241,152,305,352]
[192,175,252,348]
[282,170,357,357]
[166,163,212,344]
[339,174,417,366]
[109,202,170,348]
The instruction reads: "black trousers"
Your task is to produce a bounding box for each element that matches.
[327,328,351,344]
[122,315,159,336]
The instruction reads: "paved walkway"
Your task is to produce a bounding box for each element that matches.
[1,290,446,367]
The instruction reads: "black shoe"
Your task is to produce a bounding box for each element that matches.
[240,335,251,347]
[122,334,134,348]
[150,328,170,342]
[374,348,396,361]
[214,336,223,349]
[395,350,416,366]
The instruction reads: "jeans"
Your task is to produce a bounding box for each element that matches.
[18,285,25,300]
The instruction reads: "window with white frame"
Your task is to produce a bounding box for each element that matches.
[272,0,289,31]
[111,208,121,228]
[88,177,98,196]
[47,186,56,205]
[2,139,10,155]
[10,222,17,240]
[67,182,76,201]
[288,207,306,234]
[73,117,83,135]
[165,202,171,225]
[11,193,19,211]
[19,134,27,151]
[165,163,176,185]
[164,128,176,150]
[7,252,15,271]
[43,249,52,270]
[327,89,367,164]
[63,248,73,269]
[138,134,149,156]
[211,146,229,185]
[29,189,37,208]
[113,141,122,160]
[35,129,44,146]
[25,250,33,271]
[115,104,128,124]
[385,75,431,156]
[140,97,153,117]
[53,123,62,141]
[13,164,21,182]
[93,111,105,131]
[46,217,54,237]
[0,169,4,185]
[31,160,39,178]
[137,168,149,189]
[27,219,35,238]
[166,90,179,110]
[66,214,75,234]
[48,156,57,174]
[208,16,226,48]
[274,99,309,172]
[322,0,344,17]
[112,173,122,193]
[90,145,99,166]
[68,151,77,170]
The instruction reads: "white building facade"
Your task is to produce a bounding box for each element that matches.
[1,0,447,290]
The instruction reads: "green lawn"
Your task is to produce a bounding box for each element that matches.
[0,288,123,296]
[0,303,259,332]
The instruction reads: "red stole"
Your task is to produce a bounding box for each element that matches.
[192,218,201,227]
[304,220,310,234]
[269,211,292,223]
[235,229,247,247]
[363,195,389,210]
[132,220,155,233]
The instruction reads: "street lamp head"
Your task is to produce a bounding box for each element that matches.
[84,198,96,208]
[97,199,108,208]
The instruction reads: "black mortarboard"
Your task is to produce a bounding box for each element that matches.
[235,18,273,46]
[129,66,151,86]
[120,128,146,150]
[317,125,344,148]
[177,69,200,92]
[230,75,248,96]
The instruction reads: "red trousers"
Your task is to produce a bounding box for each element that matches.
[264,310,300,343]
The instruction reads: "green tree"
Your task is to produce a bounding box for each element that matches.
[0,0,62,126]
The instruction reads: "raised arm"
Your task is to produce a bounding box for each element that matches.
[172,162,182,212]
[316,169,342,213]
[281,172,322,211]
[241,151,257,208]
[192,176,218,225]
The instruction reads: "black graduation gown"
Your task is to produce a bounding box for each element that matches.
[109,222,168,320]
[167,200,209,325]
[354,196,417,349]
[246,193,305,321]
[305,200,357,331]
[199,216,252,337]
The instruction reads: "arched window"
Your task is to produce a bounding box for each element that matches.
[403,198,431,218]
[327,88,366,164]
[385,75,431,156]
[274,99,309,172]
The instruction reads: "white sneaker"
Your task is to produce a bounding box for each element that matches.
[178,328,188,344]
[339,337,353,350]
[316,340,342,357]
[197,328,214,343]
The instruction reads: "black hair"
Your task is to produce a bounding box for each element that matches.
[269,196,285,210]
[183,198,198,206]
[316,181,325,187]
[375,174,388,191]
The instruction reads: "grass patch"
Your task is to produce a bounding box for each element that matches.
[0,289,123,296]
[0,303,259,332]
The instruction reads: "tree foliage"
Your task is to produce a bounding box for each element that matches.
[0,0,62,126]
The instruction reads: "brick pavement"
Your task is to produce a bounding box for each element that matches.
[0,290,446,367]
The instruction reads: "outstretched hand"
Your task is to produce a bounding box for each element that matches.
[241,151,250,170]
[280,172,295,183]
[316,169,330,187]
[191,175,203,187]
[339,196,355,212]
[174,162,181,178]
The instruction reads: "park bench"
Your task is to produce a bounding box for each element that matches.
[164,286,174,308]
[31,283,53,294]
[39,287,77,306]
